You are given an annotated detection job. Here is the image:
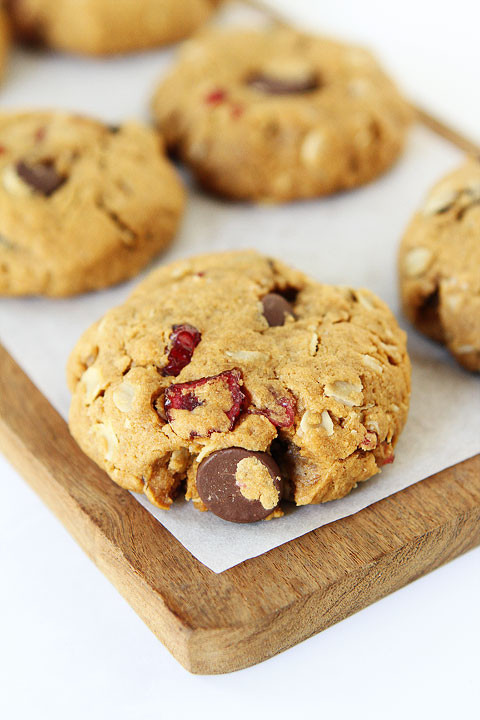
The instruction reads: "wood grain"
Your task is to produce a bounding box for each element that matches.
[1,343,479,673]
[415,107,480,155]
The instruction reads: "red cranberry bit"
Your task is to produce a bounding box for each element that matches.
[205,88,227,105]
[254,390,296,428]
[222,368,247,426]
[378,453,395,467]
[230,104,244,119]
[359,431,378,451]
[164,368,246,436]
[163,324,201,377]
[34,126,46,143]
[376,441,395,466]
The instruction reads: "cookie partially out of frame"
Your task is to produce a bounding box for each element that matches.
[399,158,480,371]
[0,6,10,80]
[67,251,411,524]
[152,27,413,202]
[6,0,221,55]
[0,111,185,297]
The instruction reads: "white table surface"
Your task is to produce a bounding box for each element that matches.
[1,2,479,718]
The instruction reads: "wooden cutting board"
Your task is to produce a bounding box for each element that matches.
[1,333,479,674]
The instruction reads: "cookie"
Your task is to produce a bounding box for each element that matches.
[6,0,220,55]
[151,27,413,202]
[399,158,480,372]
[0,111,185,297]
[0,6,10,80]
[67,251,411,523]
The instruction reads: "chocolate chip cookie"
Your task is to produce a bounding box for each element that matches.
[0,111,185,297]
[151,27,413,202]
[399,158,480,372]
[67,251,411,523]
[6,0,221,55]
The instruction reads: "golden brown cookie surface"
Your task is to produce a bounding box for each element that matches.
[0,111,185,297]
[152,27,413,202]
[0,6,9,80]
[67,251,411,522]
[399,158,480,371]
[6,0,220,55]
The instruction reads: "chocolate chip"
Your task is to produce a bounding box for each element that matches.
[247,72,319,95]
[262,293,294,327]
[15,160,66,196]
[7,0,46,47]
[196,447,283,523]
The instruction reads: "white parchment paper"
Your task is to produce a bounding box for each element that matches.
[0,4,478,573]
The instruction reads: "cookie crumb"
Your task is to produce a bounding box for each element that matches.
[235,457,280,510]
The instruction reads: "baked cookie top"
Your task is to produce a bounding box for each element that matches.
[0,6,9,81]
[0,111,185,297]
[6,0,221,55]
[399,158,480,371]
[152,27,413,202]
[67,251,411,523]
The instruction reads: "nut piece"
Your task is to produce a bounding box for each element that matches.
[404,247,433,277]
[361,354,384,374]
[225,350,269,363]
[112,381,136,413]
[422,186,458,216]
[94,421,118,462]
[355,291,375,311]
[324,380,363,407]
[300,130,326,167]
[82,366,104,405]
[321,410,334,436]
[3,165,33,197]
[299,409,334,436]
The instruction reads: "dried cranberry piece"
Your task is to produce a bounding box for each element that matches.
[359,431,378,451]
[205,89,227,105]
[34,126,46,143]
[164,368,246,437]
[253,390,296,428]
[163,324,201,377]
[376,441,395,466]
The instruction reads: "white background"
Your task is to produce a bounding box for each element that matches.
[1,1,479,718]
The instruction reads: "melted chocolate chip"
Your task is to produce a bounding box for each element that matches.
[262,293,294,327]
[247,71,319,95]
[16,160,66,196]
[196,448,282,523]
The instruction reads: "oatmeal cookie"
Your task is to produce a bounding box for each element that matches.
[68,251,411,523]
[152,27,412,202]
[0,111,185,296]
[6,0,221,55]
[399,158,480,371]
